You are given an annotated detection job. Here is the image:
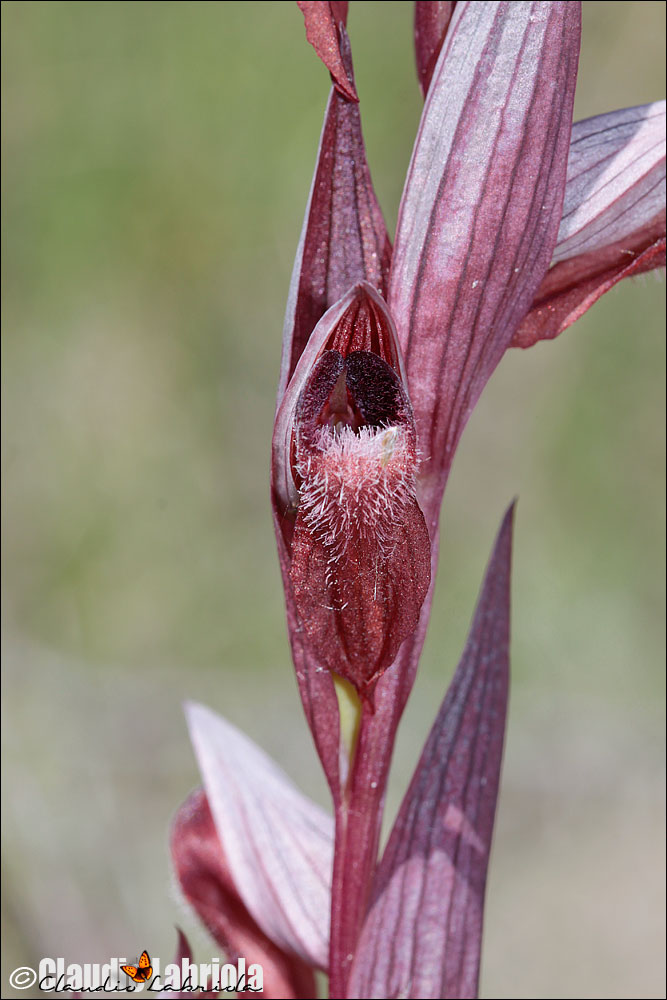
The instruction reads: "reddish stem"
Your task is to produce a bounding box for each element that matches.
[328,703,386,997]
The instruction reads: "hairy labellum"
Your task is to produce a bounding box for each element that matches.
[273,284,410,527]
[290,346,431,701]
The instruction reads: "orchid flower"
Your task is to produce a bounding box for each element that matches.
[171,4,665,998]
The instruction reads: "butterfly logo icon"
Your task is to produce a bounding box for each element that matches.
[121,950,153,983]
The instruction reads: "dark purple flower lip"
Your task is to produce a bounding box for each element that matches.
[274,282,431,702]
[293,348,414,460]
[290,356,429,700]
[272,282,409,526]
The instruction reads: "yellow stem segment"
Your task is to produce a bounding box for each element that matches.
[333,672,362,786]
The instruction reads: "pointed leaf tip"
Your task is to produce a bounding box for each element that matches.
[297,1,358,102]
[184,702,333,970]
[348,503,514,999]
[414,1,456,98]
[170,789,317,999]
[514,101,666,346]
[278,34,391,403]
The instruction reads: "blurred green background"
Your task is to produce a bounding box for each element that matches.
[1,2,665,998]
